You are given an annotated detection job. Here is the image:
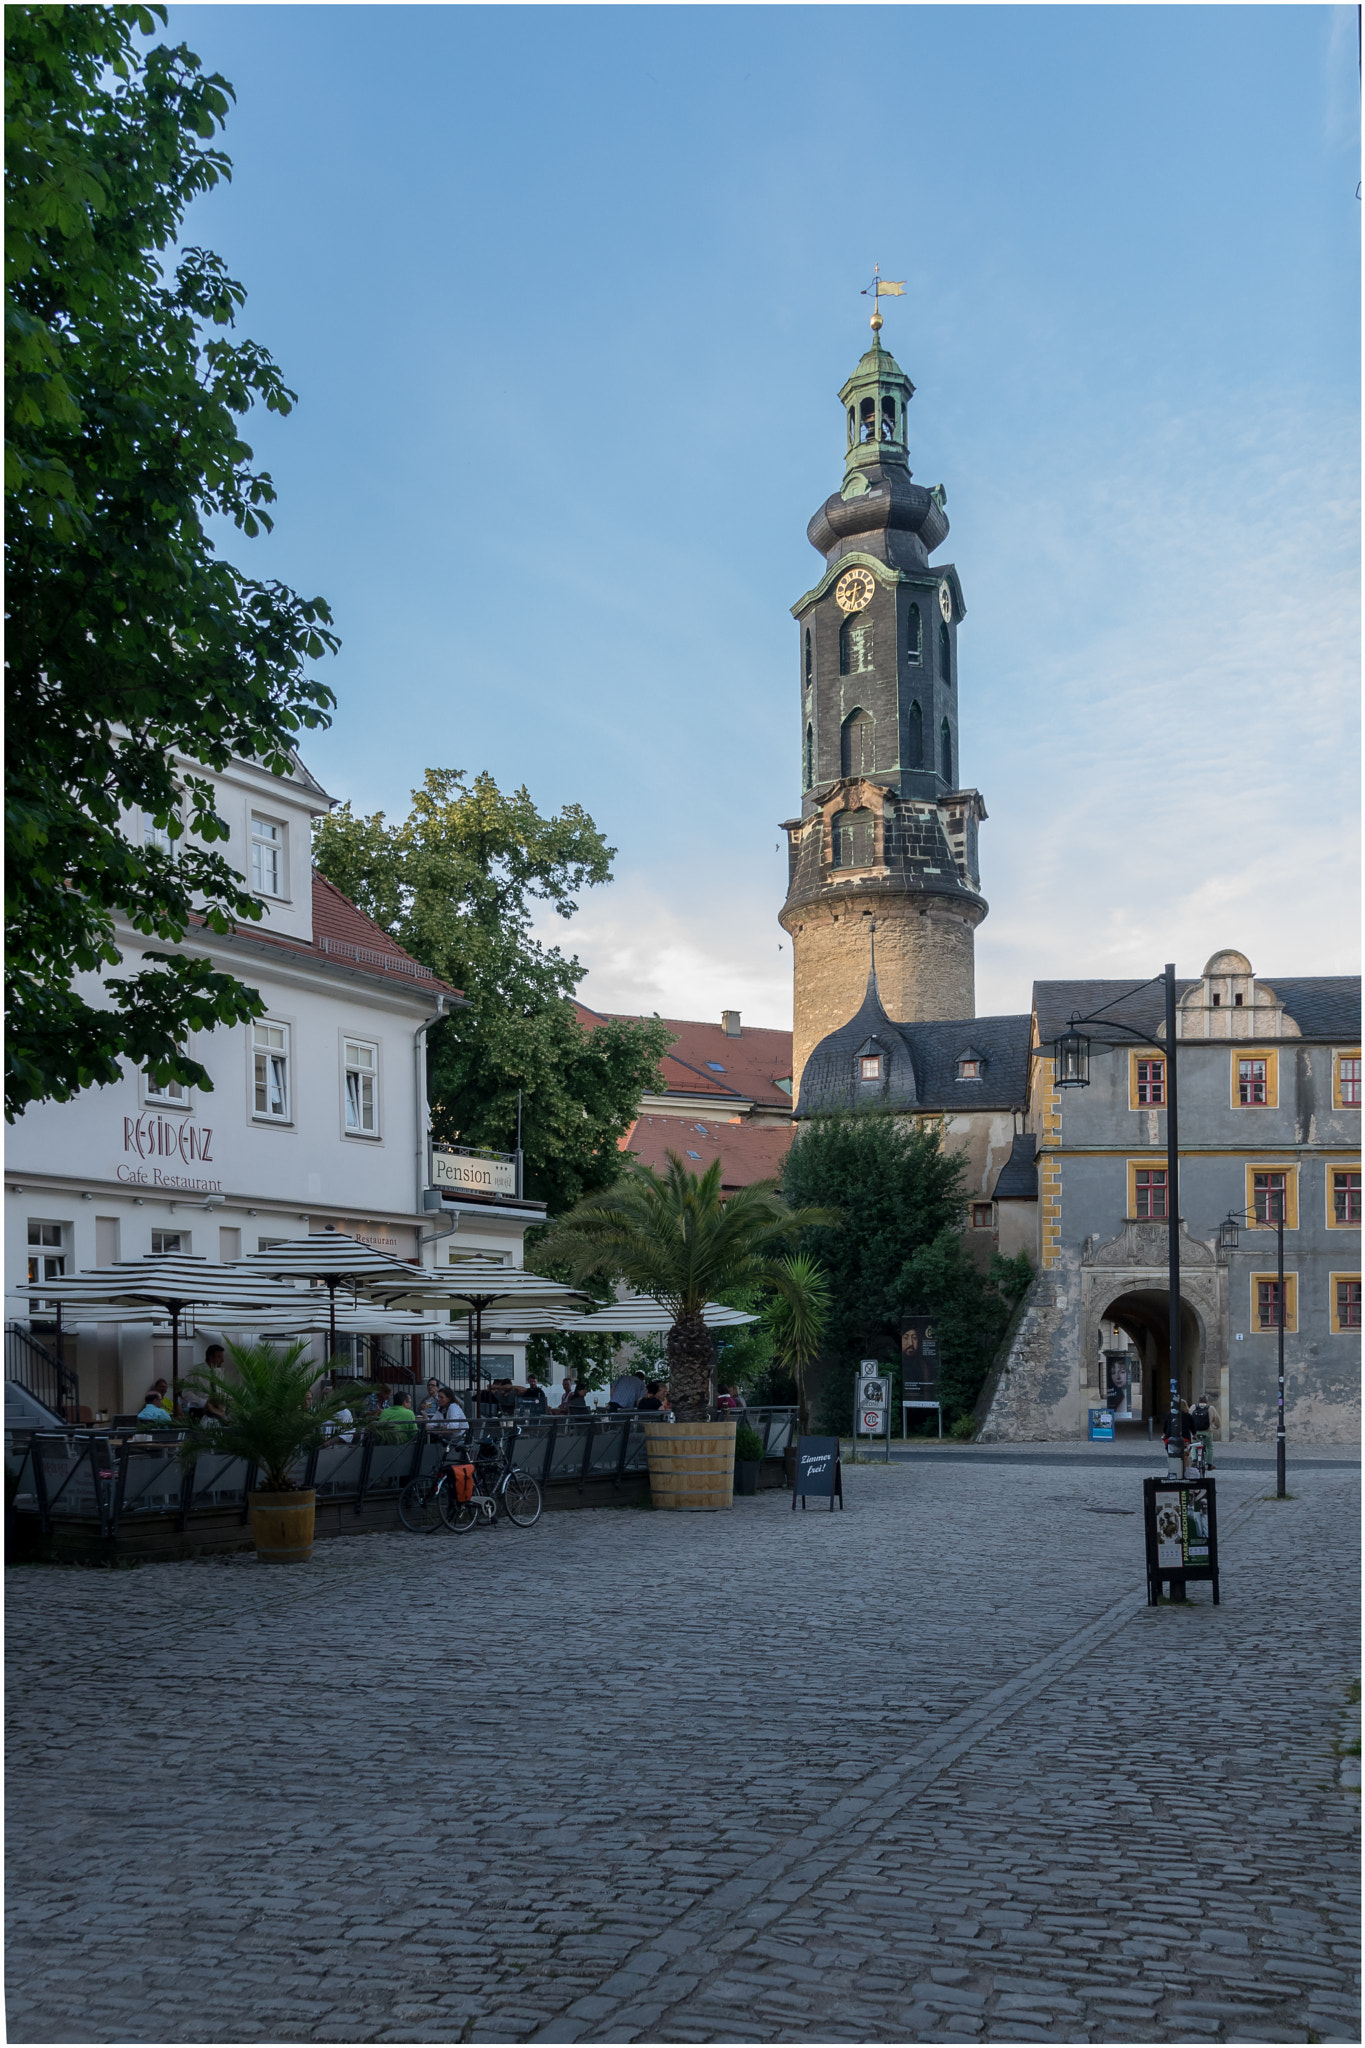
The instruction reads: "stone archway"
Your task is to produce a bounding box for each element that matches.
[1080,1220,1228,1436]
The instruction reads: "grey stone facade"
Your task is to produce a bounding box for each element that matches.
[980,951,1361,1444]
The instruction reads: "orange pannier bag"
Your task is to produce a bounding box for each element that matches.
[448,1457,476,1503]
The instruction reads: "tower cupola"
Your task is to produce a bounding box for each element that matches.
[839,340,915,488]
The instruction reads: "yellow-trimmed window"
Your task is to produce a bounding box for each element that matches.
[1250,1272,1297,1334]
[1330,1275,1361,1334]
[1327,1163,1361,1230]
[1244,1163,1298,1231]
[1334,1050,1362,1111]
[1128,1050,1166,1109]
[1233,1049,1278,1108]
[1127,1159,1169,1220]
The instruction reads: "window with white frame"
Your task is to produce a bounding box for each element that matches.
[151,1229,185,1255]
[144,1066,190,1107]
[143,809,174,856]
[253,1020,291,1121]
[343,1038,379,1135]
[27,1221,65,1288]
[251,815,286,898]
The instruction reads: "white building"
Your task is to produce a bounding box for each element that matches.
[5,752,544,1413]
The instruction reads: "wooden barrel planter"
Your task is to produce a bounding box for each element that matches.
[644,1419,736,1510]
[248,1489,317,1563]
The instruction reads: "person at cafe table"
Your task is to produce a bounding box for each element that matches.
[136,1390,174,1426]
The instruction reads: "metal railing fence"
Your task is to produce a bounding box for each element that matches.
[5,1321,79,1420]
[7,1408,797,1537]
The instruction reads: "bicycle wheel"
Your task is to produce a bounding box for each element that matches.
[399,1478,442,1533]
[439,1488,481,1533]
[502,1471,542,1528]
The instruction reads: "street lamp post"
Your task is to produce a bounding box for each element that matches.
[1219,1196,1287,1498]
[1054,964,1183,1460]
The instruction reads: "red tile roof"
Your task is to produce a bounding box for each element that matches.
[574,1002,793,1108]
[620,1114,795,1191]
[202,872,459,996]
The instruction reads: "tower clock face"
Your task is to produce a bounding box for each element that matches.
[835,568,875,614]
[938,579,953,622]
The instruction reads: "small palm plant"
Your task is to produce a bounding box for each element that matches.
[538,1155,835,1420]
[767,1252,833,1437]
[177,1340,381,1493]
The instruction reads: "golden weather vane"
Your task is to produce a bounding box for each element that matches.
[860,262,906,335]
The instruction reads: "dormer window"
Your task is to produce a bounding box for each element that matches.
[956,1048,985,1081]
[860,1054,882,1081]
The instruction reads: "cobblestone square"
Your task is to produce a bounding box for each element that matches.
[6,1451,1359,2043]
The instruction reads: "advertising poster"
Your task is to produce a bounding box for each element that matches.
[1153,1490,1184,1568]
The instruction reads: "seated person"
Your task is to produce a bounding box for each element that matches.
[566,1382,590,1413]
[416,1377,444,1421]
[433,1389,467,1429]
[382,1390,419,1439]
[136,1393,174,1426]
[146,1377,172,1413]
[636,1380,666,1413]
[522,1374,549,1412]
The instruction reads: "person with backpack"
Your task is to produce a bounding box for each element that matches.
[1189,1391,1219,1470]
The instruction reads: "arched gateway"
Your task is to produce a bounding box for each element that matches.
[1080,1220,1228,1434]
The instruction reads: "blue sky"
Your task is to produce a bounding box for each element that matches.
[169,3,1360,1029]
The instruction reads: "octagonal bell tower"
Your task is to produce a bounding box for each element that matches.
[779,307,988,1099]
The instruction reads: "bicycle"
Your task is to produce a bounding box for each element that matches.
[397,1427,473,1533]
[440,1423,542,1531]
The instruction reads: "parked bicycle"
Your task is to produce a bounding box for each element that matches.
[443,1423,541,1532]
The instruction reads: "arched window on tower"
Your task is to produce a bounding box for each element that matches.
[908,700,923,769]
[847,407,855,447]
[831,808,875,869]
[841,708,875,779]
[907,603,922,664]
[804,628,812,688]
[859,397,876,443]
[839,613,873,676]
[804,724,814,790]
[940,718,953,787]
[939,619,952,687]
[881,396,896,442]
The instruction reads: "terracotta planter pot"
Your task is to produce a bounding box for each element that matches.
[248,1489,316,1563]
[644,1419,736,1510]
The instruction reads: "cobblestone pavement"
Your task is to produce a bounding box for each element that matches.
[7,1455,1359,2044]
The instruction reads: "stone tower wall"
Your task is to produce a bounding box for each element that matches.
[787,894,980,1098]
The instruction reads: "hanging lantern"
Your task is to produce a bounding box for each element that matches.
[1218,1213,1241,1253]
[1053,1022,1091,1088]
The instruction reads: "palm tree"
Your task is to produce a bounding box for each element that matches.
[767,1252,832,1436]
[537,1154,835,1420]
[176,1340,383,1493]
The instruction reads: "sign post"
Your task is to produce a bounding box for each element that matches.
[792,1435,843,1510]
[1143,1477,1220,1605]
[854,1363,891,1463]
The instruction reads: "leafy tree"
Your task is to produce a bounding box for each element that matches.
[313,769,671,1212]
[537,1153,833,1419]
[767,1252,833,1434]
[6,5,338,1120]
[781,1111,1032,1429]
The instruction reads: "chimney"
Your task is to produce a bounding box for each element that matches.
[721,1009,741,1038]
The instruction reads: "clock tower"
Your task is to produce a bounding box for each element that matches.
[779,314,988,1100]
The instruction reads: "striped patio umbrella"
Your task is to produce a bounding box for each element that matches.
[233,1233,428,1352]
[22,1255,317,1410]
[363,1263,589,1401]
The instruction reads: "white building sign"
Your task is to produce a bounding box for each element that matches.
[431,1147,518,1198]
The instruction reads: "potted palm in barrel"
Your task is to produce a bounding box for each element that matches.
[178,1340,381,1563]
[538,1156,832,1511]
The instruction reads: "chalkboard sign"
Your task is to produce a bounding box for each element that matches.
[792,1435,843,1512]
[1143,1477,1219,1605]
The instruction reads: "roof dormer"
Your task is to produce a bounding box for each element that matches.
[1174,949,1301,1040]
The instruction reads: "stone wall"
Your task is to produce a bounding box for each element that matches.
[976,1260,1082,1440]
[787,895,978,1097]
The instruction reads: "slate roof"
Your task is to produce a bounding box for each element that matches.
[796,974,1031,1117]
[620,1115,794,1191]
[991,1134,1038,1201]
[1033,976,1361,1046]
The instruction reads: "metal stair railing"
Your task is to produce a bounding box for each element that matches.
[5,1321,79,1420]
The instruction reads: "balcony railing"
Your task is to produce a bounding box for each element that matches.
[5,1322,80,1421]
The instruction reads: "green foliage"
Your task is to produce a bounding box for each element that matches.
[948,1412,978,1441]
[766,1251,833,1433]
[6,6,338,1119]
[537,1154,834,1416]
[176,1342,385,1493]
[782,1111,1033,1427]
[733,1422,765,1463]
[313,770,671,1212]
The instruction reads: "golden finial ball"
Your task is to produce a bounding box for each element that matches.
[870,310,883,332]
